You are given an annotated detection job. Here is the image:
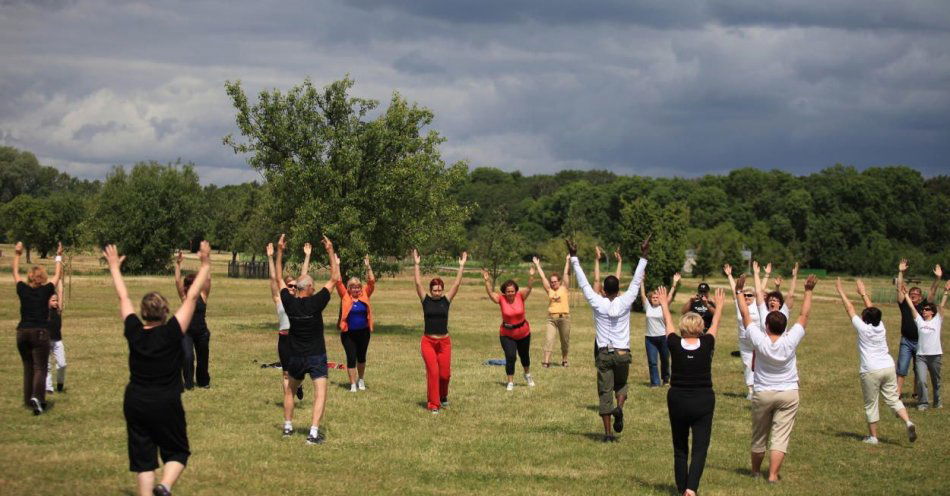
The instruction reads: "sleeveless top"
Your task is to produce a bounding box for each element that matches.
[187,296,209,335]
[668,334,715,389]
[498,292,530,340]
[422,296,450,336]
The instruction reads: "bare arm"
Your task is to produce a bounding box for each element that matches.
[614,249,623,281]
[640,282,648,307]
[706,288,726,339]
[896,259,907,303]
[562,254,570,287]
[735,276,753,328]
[103,244,135,320]
[266,243,279,302]
[593,246,603,294]
[521,265,535,300]
[12,242,23,284]
[753,261,765,307]
[761,262,772,291]
[534,257,552,292]
[657,286,676,336]
[835,278,857,319]
[797,275,817,328]
[681,298,694,315]
[412,249,425,301]
[786,262,799,310]
[724,264,737,292]
[276,234,287,291]
[321,236,339,292]
[174,250,186,300]
[55,276,65,314]
[481,269,500,304]
[446,252,467,302]
[174,241,211,332]
[301,242,312,279]
[940,280,949,312]
[668,272,681,304]
[49,242,63,287]
[855,279,873,309]
[928,264,943,303]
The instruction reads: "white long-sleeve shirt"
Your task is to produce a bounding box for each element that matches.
[571,256,648,350]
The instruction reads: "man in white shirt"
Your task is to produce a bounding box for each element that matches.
[568,235,649,442]
[834,278,916,445]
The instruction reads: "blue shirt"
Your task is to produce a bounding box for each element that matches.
[347,300,369,331]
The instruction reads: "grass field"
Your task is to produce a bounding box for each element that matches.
[1,248,947,495]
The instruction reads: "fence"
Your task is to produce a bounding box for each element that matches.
[228,260,269,279]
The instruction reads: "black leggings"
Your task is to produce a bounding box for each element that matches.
[667,387,715,494]
[182,331,210,389]
[340,328,371,368]
[499,334,531,375]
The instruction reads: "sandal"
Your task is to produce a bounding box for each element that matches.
[542,362,551,368]
[561,360,569,367]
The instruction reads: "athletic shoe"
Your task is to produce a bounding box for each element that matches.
[430,408,440,415]
[358,379,366,390]
[306,432,325,445]
[282,425,294,437]
[46,386,54,393]
[56,383,64,392]
[525,374,535,387]
[152,484,172,496]
[296,385,303,400]
[907,423,917,442]
[862,436,879,445]
[917,404,929,411]
[506,382,514,391]
[29,397,43,416]
[349,383,358,393]
[199,384,210,389]
[746,391,753,401]
[613,406,624,433]
[936,402,944,409]
[440,397,449,406]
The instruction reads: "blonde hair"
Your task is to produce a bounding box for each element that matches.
[346,277,362,289]
[678,312,705,338]
[28,266,48,287]
[141,292,170,323]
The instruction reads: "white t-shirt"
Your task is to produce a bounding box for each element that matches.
[644,303,667,337]
[915,314,943,356]
[276,302,290,331]
[850,315,894,373]
[758,302,790,330]
[748,321,805,391]
[736,301,759,349]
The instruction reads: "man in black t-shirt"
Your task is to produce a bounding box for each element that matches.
[895,260,943,397]
[275,234,340,445]
[682,282,716,332]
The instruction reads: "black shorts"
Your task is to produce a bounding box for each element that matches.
[286,354,328,381]
[123,385,190,472]
[277,333,291,370]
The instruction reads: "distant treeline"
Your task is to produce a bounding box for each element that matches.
[1,144,947,280]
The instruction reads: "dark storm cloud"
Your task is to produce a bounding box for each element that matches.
[0,0,947,183]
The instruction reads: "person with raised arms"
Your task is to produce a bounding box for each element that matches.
[12,241,63,415]
[753,262,799,330]
[894,261,942,398]
[45,277,66,394]
[640,271,680,388]
[482,264,536,390]
[656,284,725,496]
[724,264,757,400]
[592,246,622,296]
[266,241,310,402]
[533,255,572,368]
[276,234,340,444]
[834,278,917,444]
[413,249,467,414]
[106,241,210,496]
[174,249,213,390]
[737,272,816,483]
[336,255,377,392]
[569,235,649,442]
[902,282,947,410]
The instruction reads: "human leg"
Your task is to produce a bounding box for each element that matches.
[543,316,557,366]
[52,340,66,390]
[516,334,531,374]
[667,388,691,493]
[658,336,670,384]
[355,328,370,380]
[310,377,328,429]
[421,336,441,410]
[859,370,882,434]
[645,336,660,386]
[596,351,616,436]
[915,355,930,407]
[558,315,571,364]
[437,337,452,401]
[500,336,517,382]
[181,333,195,389]
[29,328,50,405]
[686,391,715,492]
[193,331,210,387]
[926,355,941,406]
[766,390,799,481]
[340,331,359,386]
[17,328,33,406]
[750,391,774,475]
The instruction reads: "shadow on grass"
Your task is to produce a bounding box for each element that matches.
[233,322,273,332]
[831,430,904,446]
[373,324,418,335]
[719,391,748,399]
[629,475,678,495]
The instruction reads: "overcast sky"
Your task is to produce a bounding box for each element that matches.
[2,0,948,185]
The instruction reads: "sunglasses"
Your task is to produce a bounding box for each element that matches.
[743,294,754,298]
[287,284,297,289]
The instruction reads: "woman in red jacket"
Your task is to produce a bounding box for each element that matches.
[336,256,376,392]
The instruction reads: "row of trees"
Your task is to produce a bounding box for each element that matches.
[2,77,947,284]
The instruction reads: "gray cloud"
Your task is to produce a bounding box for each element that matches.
[1,0,948,185]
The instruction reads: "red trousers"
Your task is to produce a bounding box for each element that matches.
[421,335,451,410]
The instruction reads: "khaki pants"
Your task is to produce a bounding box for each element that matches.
[751,389,799,453]
[859,367,904,423]
[543,314,571,356]
[596,349,631,415]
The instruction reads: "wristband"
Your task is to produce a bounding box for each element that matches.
[55,256,62,263]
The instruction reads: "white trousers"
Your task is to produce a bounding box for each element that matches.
[46,340,66,390]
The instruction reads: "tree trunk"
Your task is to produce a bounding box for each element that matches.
[232,251,238,263]
[26,248,31,264]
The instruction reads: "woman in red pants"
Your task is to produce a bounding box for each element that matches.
[413,249,467,414]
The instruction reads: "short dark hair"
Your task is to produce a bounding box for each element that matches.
[921,302,938,314]
[765,291,785,307]
[765,311,787,335]
[500,279,519,293]
[183,273,197,291]
[429,277,444,290]
[603,275,619,295]
[862,307,882,327]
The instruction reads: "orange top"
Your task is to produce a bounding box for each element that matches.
[336,279,375,332]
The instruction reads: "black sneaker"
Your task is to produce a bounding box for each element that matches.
[613,406,624,433]
[282,425,294,437]
[306,432,325,445]
[440,397,449,406]
[153,483,172,496]
[296,385,304,400]
[198,384,211,389]
[30,397,43,416]
[56,383,64,392]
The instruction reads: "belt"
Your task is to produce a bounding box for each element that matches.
[598,347,630,354]
[549,313,569,318]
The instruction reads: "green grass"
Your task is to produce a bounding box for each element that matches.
[1,253,947,495]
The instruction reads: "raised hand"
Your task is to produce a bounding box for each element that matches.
[614,249,622,262]
[713,287,725,308]
[303,242,312,256]
[753,260,760,275]
[640,233,652,258]
[855,279,867,296]
[774,276,783,288]
[532,256,540,266]
[672,272,681,284]
[266,243,274,257]
[481,268,491,282]
[14,241,23,255]
[595,245,602,260]
[764,262,772,276]
[792,262,799,277]
[723,264,732,276]
[277,234,287,251]
[935,264,943,279]
[176,249,184,265]
[321,235,333,252]
[364,255,371,267]
[835,277,844,294]
[899,258,908,272]
[945,280,950,292]
[459,251,468,266]
[656,286,668,303]
[198,240,211,265]
[529,265,536,276]
[565,239,578,257]
[103,244,125,268]
[412,248,421,265]
[804,274,818,291]
[56,242,64,257]
[735,275,747,291]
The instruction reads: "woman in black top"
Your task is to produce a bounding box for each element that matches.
[413,249,467,413]
[657,285,725,496]
[106,241,211,496]
[12,241,63,415]
[174,250,212,389]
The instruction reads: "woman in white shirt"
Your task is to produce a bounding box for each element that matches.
[639,272,680,387]
[904,285,948,410]
[736,272,816,484]
[724,264,758,400]
[834,278,916,444]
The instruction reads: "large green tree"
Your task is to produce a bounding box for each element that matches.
[224,77,468,278]
[618,197,689,290]
[85,162,204,274]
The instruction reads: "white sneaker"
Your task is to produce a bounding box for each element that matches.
[862,436,879,445]
[349,383,358,393]
[506,382,514,391]
[525,374,535,387]
[746,391,753,401]
[357,379,366,391]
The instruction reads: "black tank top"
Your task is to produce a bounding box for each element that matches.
[422,296,450,335]
[49,311,63,341]
[668,334,715,389]
[187,297,209,334]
